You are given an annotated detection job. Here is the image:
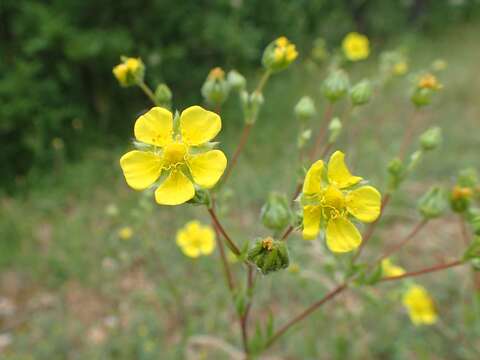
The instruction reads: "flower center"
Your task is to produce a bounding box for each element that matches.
[162,142,187,169]
[321,185,346,219]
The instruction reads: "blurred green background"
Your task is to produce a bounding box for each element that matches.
[1,0,480,359]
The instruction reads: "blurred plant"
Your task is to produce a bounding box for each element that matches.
[342,32,370,61]
[176,221,215,258]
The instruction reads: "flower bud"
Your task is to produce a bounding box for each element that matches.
[187,188,212,207]
[458,168,478,188]
[350,80,372,106]
[241,90,264,124]
[322,69,350,102]
[463,236,480,262]
[387,158,406,191]
[467,209,480,235]
[294,96,316,122]
[418,186,447,219]
[201,67,230,106]
[419,126,442,151]
[297,129,312,149]
[261,193,292,231]
[262,36,298,73]
[411,73,442,107]
[450,185,473,213]
[112,57,145,87]
[154,83,172,109]
[227,70,246,92]
[328,117,342,144]
[247,237,290,275]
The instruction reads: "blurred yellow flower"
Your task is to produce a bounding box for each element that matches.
[418,73,442,90]
[208,67,225,80]
[274,36,298,63]
[402,284,438,325]
[118,226,133,240]
[342,32,370,61]
[119,106,227,205]
[451,185,473,200]
[176,221,215,258]
[381,258,406,277]
[302,151,381,253]
[112,57,143,86]
[393,61,408,76]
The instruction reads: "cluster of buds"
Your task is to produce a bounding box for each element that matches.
[201,67,230,106]
[322,69,350,102]
[262,36,298,73]
[247,237,289,275]
[261,192,292,231]
[450,168,478,213]
[411,73,443,107]
[112,57,145,87]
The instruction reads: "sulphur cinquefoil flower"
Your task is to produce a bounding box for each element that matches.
[418,73,442,90]
[342,32,369,61]
[119,106,227,206]
[118,226,133,240]
[302,151,381,253]
[381,258,406,277]
[262,36,298,72]
[402,284,438,325]
[113,57,144,87]
[176,221,215,258]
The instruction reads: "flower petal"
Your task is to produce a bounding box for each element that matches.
[154,170,195,205]
[302,205,322,240]
[134,107,173,147]
[327,151,362,189]
[180,106,221,146]
[346,186,381,223]
[326,217,361,253]
[199,228,216,255]
[188,150,227,188]
[303,160,325,195]
[119,150,162,190]
[183,245,201,258]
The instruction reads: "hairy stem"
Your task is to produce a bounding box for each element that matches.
[137,81,158,105]
[309,103,334,161]
[223,123,252,183]
[208,207,241,256]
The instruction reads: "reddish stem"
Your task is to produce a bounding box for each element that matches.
[223,123,253,183]
[380,260,463,282]
[208,208,241,256]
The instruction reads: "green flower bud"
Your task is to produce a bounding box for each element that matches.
[241,91,264,125]
[294,96,316,122]
[262,36,298,73]
[227,70,246,92]
[467,209,480,236]
[458,168,478,188]
[261,192,292,231]
[322,69,350,102]
[247,237,290,275]
[419,126,442,151]
[418,186,447,219]
[450,185,474,213]
[350,79,372,106]
[187,188,212,207]
[411,87,433,107]
[387,158,406,192]
[328,117,342,144]
[113,57,145,87]
[297,128,312,149]
[154,83,172,109]
[201,67,230,105]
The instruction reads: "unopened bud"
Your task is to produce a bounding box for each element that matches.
[322,69,350,102]
[297,129,312,149]
[450,185,473,213]
[227,70,246,92]
[262,36,298,73]
[350,80,372,106]
[387,158,406,191]
[328,117,342,143]
[418,186,447,219]
[113,57,145,87]
[294,96,316,122]
[201,67,230,105]
[261,193,292,231]
[187,188,212,207]
[458,168,478,188]
[247,237,290,275]
[241,91,264,124]
[154,83,172,109]
[419,126,442,151]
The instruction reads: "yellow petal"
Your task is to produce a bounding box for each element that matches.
[346,186,381,223]
[176,229,189,247]
[303,160,324,195]
[327,151,362,189]
[154,170,195,206]
[182,245,201,258]
[180,106,221,146]
[134,107,173,147]
[326,217,361,253]
[119,150,162,190]
[199,228,216,255]
[302,205,322,240]
[188,150,227,188]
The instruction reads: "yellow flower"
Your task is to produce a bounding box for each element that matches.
[208,67,225,80]
[418,73,442,90]
[273,36,298,63]
[119,106,227,206]
[118,226,133,240]
[393,61,408,76]
[402,284,438,325]
[176,220,215,258]
[302,151,381,253]
[451,185,473,200]
[381,258,406,277]
[112,57,143,86]
[342,32,370,61]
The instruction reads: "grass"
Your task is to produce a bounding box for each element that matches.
[1,23,480,359]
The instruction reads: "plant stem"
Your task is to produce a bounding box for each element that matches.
[281,225,294,241]
[137,81,158,105]
[213,225,236,291]
[223,123,253,183]
[263,283,348,350]
[458,215,470,246]
[255,70,272,94]
[208,207,241,256]
[240,265,256,355]
[309,103,334,161]
[380,259,464,282]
